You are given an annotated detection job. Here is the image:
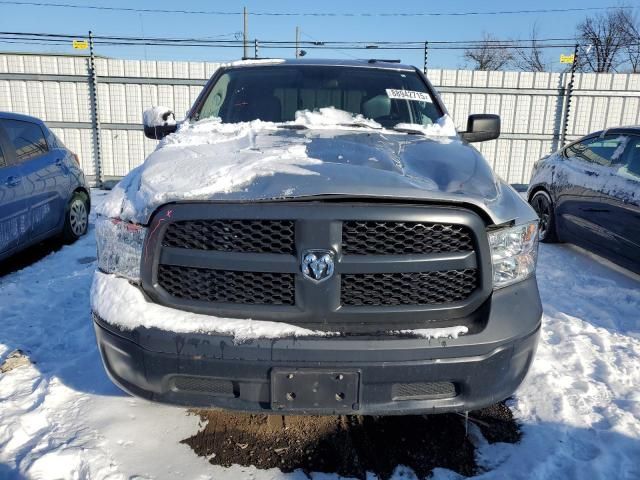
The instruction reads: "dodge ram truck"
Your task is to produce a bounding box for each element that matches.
[92,59,542,415]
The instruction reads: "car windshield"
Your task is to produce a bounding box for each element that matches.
[195,65,443,128]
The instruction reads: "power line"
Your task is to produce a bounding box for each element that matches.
[0,1,635,18]
[2,31,639,51]
[0,31,586,45]
[299,30,360,60]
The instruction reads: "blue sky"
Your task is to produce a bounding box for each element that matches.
[0,0,632,69]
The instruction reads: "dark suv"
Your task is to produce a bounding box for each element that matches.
[92,59,542,415]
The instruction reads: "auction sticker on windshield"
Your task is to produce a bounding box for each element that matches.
[386,89,431,101]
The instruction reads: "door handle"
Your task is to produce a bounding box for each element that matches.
[6,176,21,187]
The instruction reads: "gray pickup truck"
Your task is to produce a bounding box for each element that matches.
[92,59,542,415]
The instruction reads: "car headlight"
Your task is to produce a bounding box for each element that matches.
[96,216,147,282]
[488,222,539,289]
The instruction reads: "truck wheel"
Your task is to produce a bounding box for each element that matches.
[62,191,89,243]
[530,190,557,243]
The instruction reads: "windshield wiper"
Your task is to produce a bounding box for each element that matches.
[337,122,382,130]
[390,124,426,135]
[278,124,308,130]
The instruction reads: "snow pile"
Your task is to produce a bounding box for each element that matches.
[91,272,471,342]
[292,107,457,138]
[473,243,640,478]
[91,271,329,341]
[97,117,322,222]
[293,106,383,129]
[394,114,458,137]
[142,106,176,127]
[396,325,468,339]
[221,58,285,67]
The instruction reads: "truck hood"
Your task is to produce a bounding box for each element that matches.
[99,120,536,226]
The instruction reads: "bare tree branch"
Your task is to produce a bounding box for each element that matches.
[463,33,513,71]
[576,8,635,72]
[620,9,640,72]
[511,23,548,72]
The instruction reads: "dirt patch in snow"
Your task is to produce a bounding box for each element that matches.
[182,402,520,478]
[0,350,32,373]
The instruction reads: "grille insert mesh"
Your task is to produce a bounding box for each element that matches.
[392,381,457,400]
[341,269,478,306]
[162,219,295,254]
[172,376,235,396]
[342,221,474,255]
[158,265,295,305]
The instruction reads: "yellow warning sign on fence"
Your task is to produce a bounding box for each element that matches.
[72,40,89,50]
[560,54,575,64]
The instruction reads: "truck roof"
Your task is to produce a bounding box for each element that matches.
[229,58,418,72]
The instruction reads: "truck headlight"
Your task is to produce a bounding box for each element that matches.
[96,216,147,282]
[488,222,539,289]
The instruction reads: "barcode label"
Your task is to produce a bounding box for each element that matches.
[386,89,431,101]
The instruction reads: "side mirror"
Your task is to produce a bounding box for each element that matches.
[460,114,500,143]
[143,106,178,140]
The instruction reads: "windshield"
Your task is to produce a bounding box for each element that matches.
[195,65,443,128]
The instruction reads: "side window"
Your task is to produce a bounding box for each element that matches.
[616,138,640,181]
[199,73,231,120]
[0,119,48,163]
[0,143,5,168]
[564,135,628,167]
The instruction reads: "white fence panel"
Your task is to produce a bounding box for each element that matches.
[1,53,640,185]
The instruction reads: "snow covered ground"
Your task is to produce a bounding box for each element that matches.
[0,190,639,479]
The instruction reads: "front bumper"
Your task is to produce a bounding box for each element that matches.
[93,276,541,415]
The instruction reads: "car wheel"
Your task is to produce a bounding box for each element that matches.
[530,190,557,243]
[62,192,89,243]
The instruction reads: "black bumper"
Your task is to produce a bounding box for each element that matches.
[93,277,542,415]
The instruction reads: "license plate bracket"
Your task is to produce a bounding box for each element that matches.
[271,369,360,412]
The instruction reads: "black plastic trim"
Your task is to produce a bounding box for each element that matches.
[141,202,492,330]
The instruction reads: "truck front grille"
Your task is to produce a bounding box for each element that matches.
[162,219,295,254]
[341,269,479,306]
[158,265,295,305]
[342,221,474,255]
[144,203,491,331]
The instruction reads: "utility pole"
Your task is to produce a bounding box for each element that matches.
[88,31,102,188]
[560,44,579,147]
[295,26,300,58]
[423,41,429,74]
[243,7,248,59]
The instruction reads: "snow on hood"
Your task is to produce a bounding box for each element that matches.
[98,109,533,226]
[293,106,384,130]
[99,117,323,222]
